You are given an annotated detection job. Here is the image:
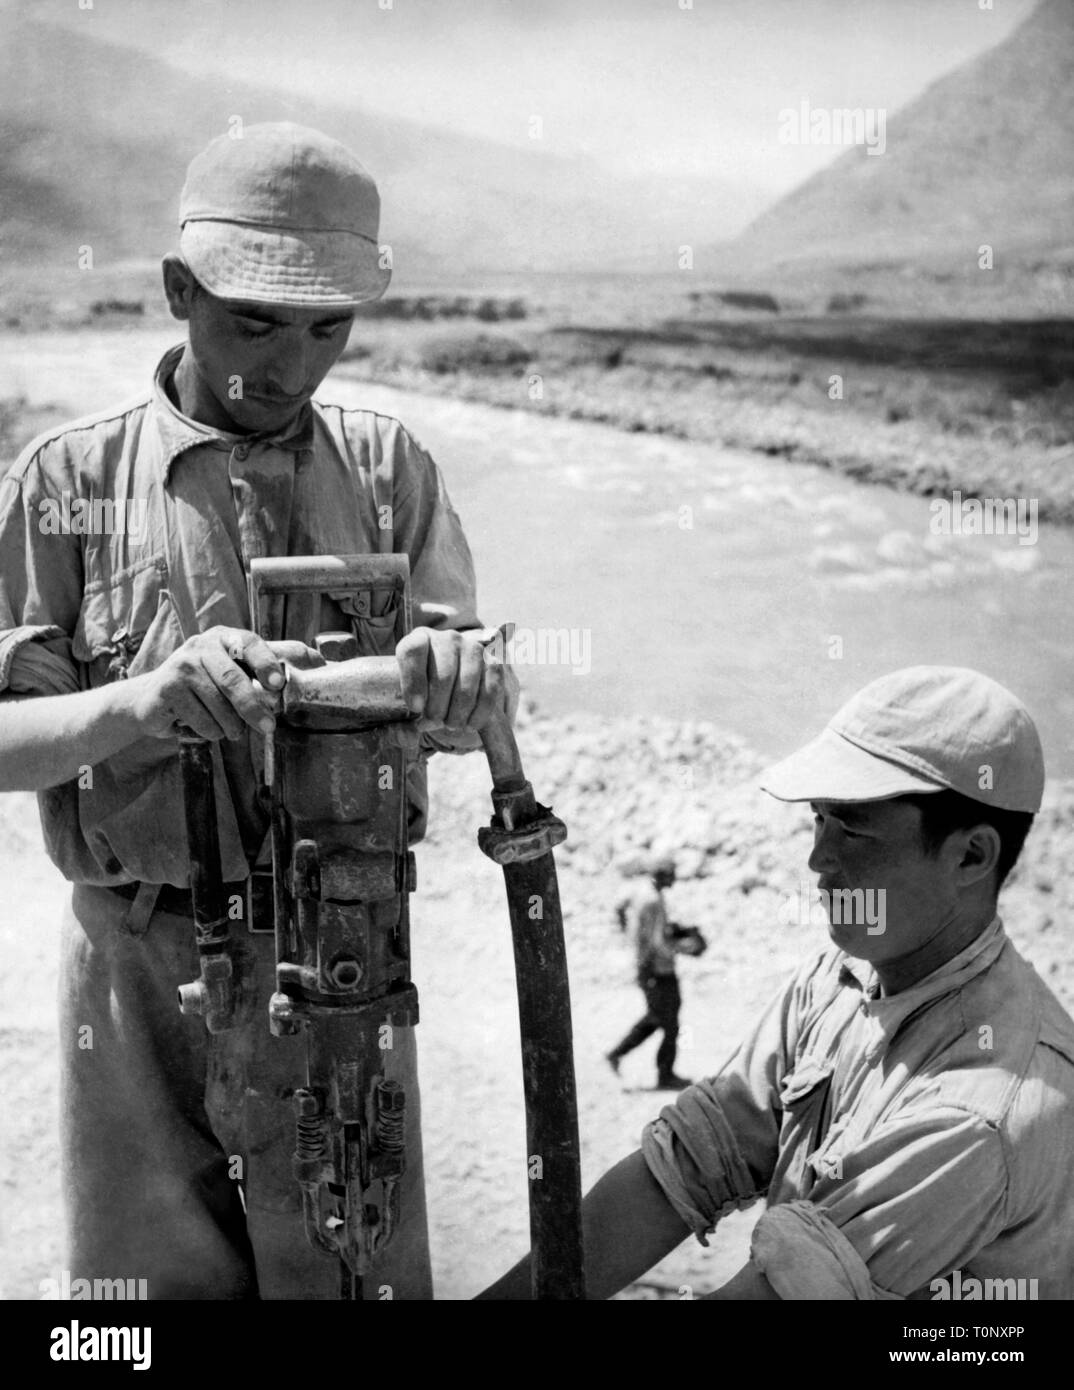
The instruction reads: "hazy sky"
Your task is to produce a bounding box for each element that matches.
[36,0,1037,193]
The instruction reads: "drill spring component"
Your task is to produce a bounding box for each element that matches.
[293,1089,328,1166]
[375,1080,406,1155]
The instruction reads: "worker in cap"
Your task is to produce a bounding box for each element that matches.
[760,665,1044,811]
[485,668,1074,1300]
[0,122,516,1299]
[758,665,1045,968]
[178,121,391,309]
[606,848,706,1091]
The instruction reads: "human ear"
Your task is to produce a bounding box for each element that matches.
[954,823,1002,889]
[162,254,197,322]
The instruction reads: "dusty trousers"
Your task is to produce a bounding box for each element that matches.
[60,884,433,1300]
[608,973,682,1078]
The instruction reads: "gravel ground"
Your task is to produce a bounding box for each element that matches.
[3,705,1069,1300]
[420,702,1074,1297]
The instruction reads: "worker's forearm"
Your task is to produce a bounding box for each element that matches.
[0,682,146,792]
[478,1149,690,1300]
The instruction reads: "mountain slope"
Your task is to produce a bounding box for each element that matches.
[731,0,1074,270]
[0,11,767,284]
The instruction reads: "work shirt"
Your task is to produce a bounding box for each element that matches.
[0,343,481,886]
[642,917,1074,1299]
[619,883,677,978]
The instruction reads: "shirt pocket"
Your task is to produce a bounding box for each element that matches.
[330,591,405,656]
[778,1056,835,1198]
[71,555,179,684]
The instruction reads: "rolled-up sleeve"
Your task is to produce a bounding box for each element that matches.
[642,967,804,1243]
[0,623,68,690]
[749,1201,900,1300]
[793,1108,1009,1298]
[0,456,82,697]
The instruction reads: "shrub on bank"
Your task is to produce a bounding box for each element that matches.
[417,330,533,374]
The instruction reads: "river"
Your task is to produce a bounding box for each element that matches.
[6,328,1073,776]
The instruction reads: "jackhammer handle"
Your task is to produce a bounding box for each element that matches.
[280,654,528,795]
[248,554,413,643]
[250,554,411,595]
[280,655,410,723]
[477,714,527,794]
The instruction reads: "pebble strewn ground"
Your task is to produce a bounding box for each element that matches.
[419,704,1074,1297]
[1,708,1070,1299]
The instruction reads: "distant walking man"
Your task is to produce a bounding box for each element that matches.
[606,854,703,1090]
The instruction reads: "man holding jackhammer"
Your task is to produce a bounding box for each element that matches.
[0,123,516,1299]
[485,669,1074,1299]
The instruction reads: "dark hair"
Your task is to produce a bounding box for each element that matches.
[899,790,1034,889]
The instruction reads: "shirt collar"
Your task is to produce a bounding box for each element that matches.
[151,343,316,483]
[838,915,1006,1043]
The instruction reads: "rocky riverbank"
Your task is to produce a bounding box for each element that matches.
[335,310,1074,525]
